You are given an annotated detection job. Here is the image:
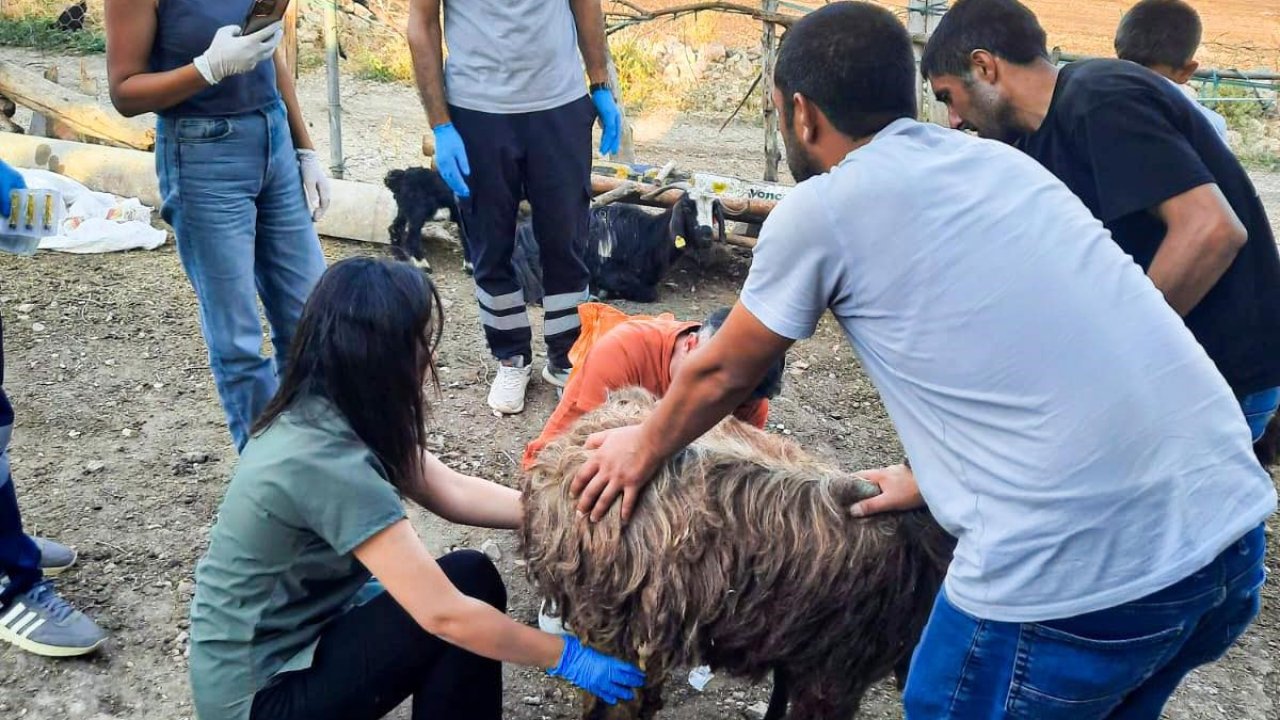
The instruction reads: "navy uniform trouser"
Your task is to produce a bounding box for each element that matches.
[450,96,594,370]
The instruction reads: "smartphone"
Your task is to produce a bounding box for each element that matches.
[243,0,290,35]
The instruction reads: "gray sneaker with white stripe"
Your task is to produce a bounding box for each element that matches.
[0,581,105,657]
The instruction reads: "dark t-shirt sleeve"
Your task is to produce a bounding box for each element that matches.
[1072,86,1215,223]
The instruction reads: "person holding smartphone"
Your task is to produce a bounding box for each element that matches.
[104,1,329,452]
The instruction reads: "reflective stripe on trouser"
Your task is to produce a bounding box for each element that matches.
[452,98,594,369]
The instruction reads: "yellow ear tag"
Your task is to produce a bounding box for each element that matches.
[674,235,687,249]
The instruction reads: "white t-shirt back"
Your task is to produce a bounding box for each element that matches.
[741,118,1275,623]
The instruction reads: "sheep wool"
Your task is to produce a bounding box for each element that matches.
[520,389,955,719]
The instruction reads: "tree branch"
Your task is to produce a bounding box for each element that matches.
[605,2,801,35]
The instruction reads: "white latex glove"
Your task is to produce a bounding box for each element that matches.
[297,149,331,222]
[193,24,284,86]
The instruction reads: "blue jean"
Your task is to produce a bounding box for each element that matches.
[0,315,40,607]
[904,524,1267,719]
[157,100,326,451]
[1240,387,1279,443]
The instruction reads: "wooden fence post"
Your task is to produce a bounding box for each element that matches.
[323,0,344,179]
[605,45,636,163]
[284,0,300,79]
[761,0,781,182]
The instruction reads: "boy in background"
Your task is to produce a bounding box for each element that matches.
[1116,0,1229,141]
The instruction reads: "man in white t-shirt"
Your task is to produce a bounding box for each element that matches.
[568,3,1275,718]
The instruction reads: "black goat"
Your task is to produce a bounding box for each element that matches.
[384,168,720,304]
[383,167,469,272]
[586,192,720,303]
[513,192,721,305]
[55,1,87,32]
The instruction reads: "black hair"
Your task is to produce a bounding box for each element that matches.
[773,1,917,140]
[253,257,444,494]
[920,0,1049,79]
[1115,0,1202,69]
[701,307,787,400]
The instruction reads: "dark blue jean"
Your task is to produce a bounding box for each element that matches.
[156,100,326,451]
[0,316,40,606]
[904,525,1267,719]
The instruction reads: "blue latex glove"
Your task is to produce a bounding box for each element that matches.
[547,635,645,705]
[0,160,25,216]
[432,122,471,198]
[591,87,622,157]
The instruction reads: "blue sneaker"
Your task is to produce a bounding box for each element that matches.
[0,581,106,657]
[33,537,77,577]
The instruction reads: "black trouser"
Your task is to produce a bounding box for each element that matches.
[250,550,507,720]
[452,97,594,369]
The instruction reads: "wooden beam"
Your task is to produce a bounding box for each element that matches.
[590,174,776,223]
[0,61,154,150]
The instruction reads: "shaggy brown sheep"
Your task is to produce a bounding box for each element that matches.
[519,389,954,719]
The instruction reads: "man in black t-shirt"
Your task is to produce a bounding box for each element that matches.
[921,0,1280,449]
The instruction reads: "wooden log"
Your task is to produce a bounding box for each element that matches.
[590,174,777,223]
[0,134,397,245]
[0,61,154,150]
[28,67,59,140]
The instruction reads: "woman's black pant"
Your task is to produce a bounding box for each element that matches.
[250,550,507,720]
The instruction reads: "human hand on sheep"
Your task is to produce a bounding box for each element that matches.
[547,635,646,705]
[849,464,925,517]
[571,424,660,523]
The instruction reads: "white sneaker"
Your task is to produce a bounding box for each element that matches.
[488,358,533,415]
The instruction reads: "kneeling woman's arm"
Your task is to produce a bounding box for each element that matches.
[407,451,523,530]
[356,520,642,704]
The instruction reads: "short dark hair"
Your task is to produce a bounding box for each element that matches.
[773,1,917,140]
[920,0,1049,79]
[1115,0,1202,69]
[702,308,786,400]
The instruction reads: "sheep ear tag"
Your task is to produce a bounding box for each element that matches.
[674,235,687,249]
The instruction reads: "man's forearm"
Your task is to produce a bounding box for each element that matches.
[637,355,760,464]
[570,0,610,85]
[407,3,451,126]
[1148,183,1248,316]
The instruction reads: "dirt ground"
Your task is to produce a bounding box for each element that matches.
[0,47,1278,720]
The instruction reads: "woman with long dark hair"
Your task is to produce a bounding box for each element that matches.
[105,1,328,452]
[188,258,642,720]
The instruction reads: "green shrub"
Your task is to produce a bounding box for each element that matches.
[0,15,105,54]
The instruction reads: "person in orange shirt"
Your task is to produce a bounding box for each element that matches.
[522,307,786,471]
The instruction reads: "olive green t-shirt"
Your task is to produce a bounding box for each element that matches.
[189,398,407,720]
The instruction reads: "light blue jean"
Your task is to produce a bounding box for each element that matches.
[904,525,1267,719]
[157,100,326,451]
